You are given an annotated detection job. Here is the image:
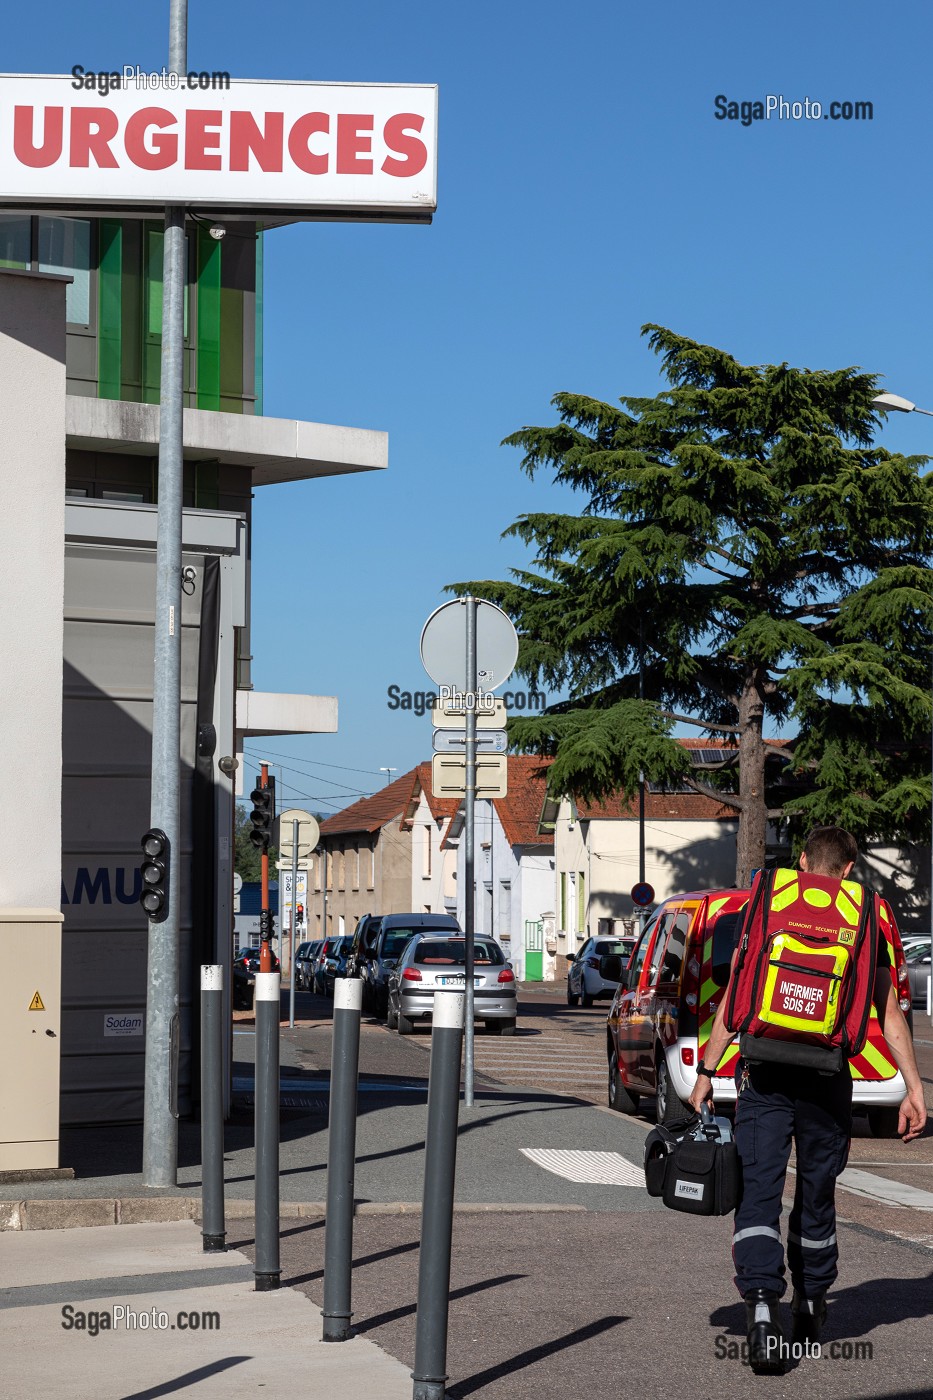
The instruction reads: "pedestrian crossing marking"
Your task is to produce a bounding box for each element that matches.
[521,1147,644,1187]
[837,1168,933,1212]
[28,990,45,1011]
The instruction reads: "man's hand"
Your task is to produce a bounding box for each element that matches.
[688,1073,714,1116]
[898,1087,928,1142]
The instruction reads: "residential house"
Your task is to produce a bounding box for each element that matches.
[314,767,424,940]
[449,755,555,978]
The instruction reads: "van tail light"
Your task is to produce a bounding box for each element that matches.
[681,1047,695,1066]
[498,968,515,983]
[585,956,601,970]
[896,955,911,1014]
[682,951,701,1011]
[402,967,422,982]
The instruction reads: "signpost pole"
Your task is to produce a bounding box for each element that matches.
[142,0,188,1189]
[464,597,477,1107]
[290,819,299,1028]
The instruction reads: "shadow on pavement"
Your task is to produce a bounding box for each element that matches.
[446,1315,629,1399]
[119,1357,253,1400]
[353,1272,527,1336]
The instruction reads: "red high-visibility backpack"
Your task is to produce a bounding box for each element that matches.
[724,867,879,1072]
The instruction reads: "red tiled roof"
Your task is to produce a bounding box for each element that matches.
[319,767,420,837]
[493,755,554,847]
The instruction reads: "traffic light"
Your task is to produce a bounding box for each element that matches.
[296,903,304,926]
[259,909,274,939]
[139,828,170,921]
[249,774,276,851]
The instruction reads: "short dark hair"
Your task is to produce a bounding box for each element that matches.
[802,825,858,877]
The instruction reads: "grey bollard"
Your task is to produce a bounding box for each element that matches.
[254,970,281,1291]
[200,964,226,1252]
[412,992,464,1400]
[322,977,363,1341]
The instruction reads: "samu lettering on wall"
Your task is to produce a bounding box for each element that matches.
[62,867,142,906]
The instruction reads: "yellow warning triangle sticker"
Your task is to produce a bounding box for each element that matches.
[28,991,45,1012]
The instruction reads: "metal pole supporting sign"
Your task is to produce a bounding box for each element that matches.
[141,0,188,1191]
[463,599,477,1106]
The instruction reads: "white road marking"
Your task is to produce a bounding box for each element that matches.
[521,1147,644,1187]
[837,1168,933,1211]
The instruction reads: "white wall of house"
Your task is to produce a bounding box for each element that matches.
[551,797,739,958]
[455,800,555,977]
[409,789,457,915]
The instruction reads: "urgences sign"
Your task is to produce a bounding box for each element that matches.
[0,74,437,221]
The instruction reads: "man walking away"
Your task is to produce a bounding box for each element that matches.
[689,826,926,1374]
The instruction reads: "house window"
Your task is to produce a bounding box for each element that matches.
[560,873,567,929]
[0,215,30,269]
[352,847,359,890]
[337,851,345,891]
[368,846,375,890]
[577,871,586,934]
[424,824,432,879]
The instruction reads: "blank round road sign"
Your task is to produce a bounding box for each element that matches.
[420,598,519,692]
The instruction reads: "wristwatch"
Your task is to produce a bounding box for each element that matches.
[695,1062,714,1079]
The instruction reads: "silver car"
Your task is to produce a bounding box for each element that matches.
[387,934,517,1035]
[905,942,932,1009]
[567,936,636,1007]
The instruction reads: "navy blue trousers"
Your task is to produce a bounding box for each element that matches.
[732,1060,852,1299]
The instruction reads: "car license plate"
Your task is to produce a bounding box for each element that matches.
[437,975,482,987]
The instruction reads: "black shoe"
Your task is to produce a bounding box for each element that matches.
[791,1291,826,1347]
[745,1288,786,1374]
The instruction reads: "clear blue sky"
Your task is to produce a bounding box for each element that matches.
[9,2,933,814]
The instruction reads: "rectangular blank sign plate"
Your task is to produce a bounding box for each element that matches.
[432,752,508,799]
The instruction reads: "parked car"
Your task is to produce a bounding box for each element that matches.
[387,933,516,1034]
[567,936,636,1007]
[234,945,280,976]
[367,912,461,1019]
[315,934,353,997]
[605,886,913,1137]
[345,914,383,1008]
[905,941,932,1009]
[294,940,322,991]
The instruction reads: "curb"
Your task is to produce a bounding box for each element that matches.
[0,1197,587,1231]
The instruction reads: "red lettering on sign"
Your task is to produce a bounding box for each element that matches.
[185,109,223,171]
[124,108,177,171]
[229,111,284,172]
[70,107,120,168]
[13,105,63,168]
[287,112,329,174]
[381,113,428,177]
[336,114,373,174]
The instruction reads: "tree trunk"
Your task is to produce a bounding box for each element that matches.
[735,671,768,887]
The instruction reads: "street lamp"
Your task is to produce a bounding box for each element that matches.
[874,390,933,1023]
[872,392,933,417]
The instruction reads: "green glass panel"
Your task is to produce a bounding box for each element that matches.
[196,226,221,410]
[98,220,122,400]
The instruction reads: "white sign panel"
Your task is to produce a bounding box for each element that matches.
[280,869,309,928]
[0,75,437,220]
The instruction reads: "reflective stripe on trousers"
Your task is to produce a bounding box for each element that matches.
[732,1059,852,1299]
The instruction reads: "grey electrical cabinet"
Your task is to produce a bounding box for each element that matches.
[0,909,63,1169]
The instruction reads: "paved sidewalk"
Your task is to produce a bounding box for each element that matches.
[0,1219,412,1400]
